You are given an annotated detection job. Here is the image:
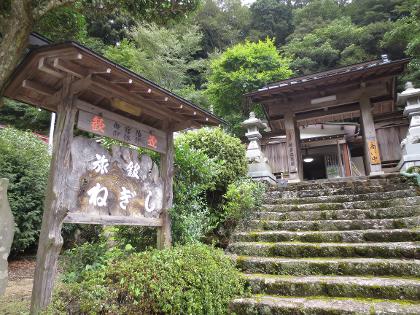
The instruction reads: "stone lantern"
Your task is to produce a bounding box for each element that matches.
[242,112,276,185]
[397,82,420,171]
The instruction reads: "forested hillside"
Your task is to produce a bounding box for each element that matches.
[1,0,419,134]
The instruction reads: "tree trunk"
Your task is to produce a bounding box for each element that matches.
[0,2,33,96]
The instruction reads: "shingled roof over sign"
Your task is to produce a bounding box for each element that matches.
[4,40,224,131]
[246,57,410,103]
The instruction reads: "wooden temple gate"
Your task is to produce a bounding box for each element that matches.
[247,57,410,181]
[3,41,223,314]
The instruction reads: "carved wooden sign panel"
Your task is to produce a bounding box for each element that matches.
[63,136,164,226]
[368,140,381,165]
[77,110,167,153]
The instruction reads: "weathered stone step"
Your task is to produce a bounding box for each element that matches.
[228,242,419,259]
[270,174,414,193]
[230,295,420,315]
[249,216,419,231]
[267,189,417,205]
[255,206,420,221]
[279,184,417,198]
[233,256,420,277]
[233,229,420,243]
[245,274,420,301]
[263,196,420,212]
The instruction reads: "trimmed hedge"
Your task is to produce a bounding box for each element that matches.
[51,244,245,314]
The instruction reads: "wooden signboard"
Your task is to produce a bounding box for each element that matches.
[63,136,164,226]
[77,109,167,153]
[368,140,381,165]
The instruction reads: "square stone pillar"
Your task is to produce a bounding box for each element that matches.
[284,111,303,182]
[397,82,420,171]
[359,94,383,176]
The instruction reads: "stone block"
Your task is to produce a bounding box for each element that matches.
[0,178,14,296]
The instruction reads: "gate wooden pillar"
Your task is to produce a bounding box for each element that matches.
[284,111,303,182]
[30,76,77,314]
[360,94,383,175]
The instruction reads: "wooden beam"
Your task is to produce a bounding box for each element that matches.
[267,84,389,116]
[53,58,88,78]
[64,213,162,226]
[38,58,64,79]
[22,79,56,96]
[88,75,183,121]
[295,103,361,121]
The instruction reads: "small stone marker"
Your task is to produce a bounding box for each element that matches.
[0,178,14,296]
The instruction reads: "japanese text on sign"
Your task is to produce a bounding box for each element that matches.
[368,140,381,165]
[77,110,167,153]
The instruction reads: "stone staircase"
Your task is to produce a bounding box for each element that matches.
[228,174,420,314]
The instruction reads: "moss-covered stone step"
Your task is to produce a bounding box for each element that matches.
[255,206,420,221]
[228,241,419,259]
[262,197,420,212]
[270,174,415,192]
[233,256,420,277]
[249,216,420,231]
[233,229,420,243]
[267,190,417,205]
[279,184,417,198]
[244,274,420,301]
[230,295,420,315]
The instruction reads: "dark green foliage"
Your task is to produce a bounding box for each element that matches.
[171,140,220,244]
[52,244,245,314]
[248,0,294,45]
[191,0,250,55]
[217,178,266,246]
[176,128,247,191]
[346,0,405,25]
[292,0,342,36]
[0,100,51,135]
[35,6,87,42]
[172,128,266,247]
[382,1,420,85]
[0,128,50,253]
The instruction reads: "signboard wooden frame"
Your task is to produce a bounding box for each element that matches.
[29,77,173,314]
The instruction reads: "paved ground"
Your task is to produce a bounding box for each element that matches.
[0,258,36,315]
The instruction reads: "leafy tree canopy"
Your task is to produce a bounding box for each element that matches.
[104,23,208,106]
[248,0,294,45]
[206,38,292,135]
[284,17,392,74]
[382,1,420,85]
[291,0,343,37]
[191,0,250,55]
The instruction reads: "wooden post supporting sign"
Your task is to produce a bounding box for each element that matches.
[31,76,77,314]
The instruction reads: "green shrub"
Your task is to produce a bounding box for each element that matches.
[171,141,220,244]
[223,178,265,223]
[215,178,266,247]
[0,127,50,254]
[176,127,247,191]
[51,244,245,315]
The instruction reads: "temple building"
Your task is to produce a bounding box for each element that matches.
[245,56,410,182]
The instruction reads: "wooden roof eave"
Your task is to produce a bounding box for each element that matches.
[4,41,224,131]
[246,58,410,102]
